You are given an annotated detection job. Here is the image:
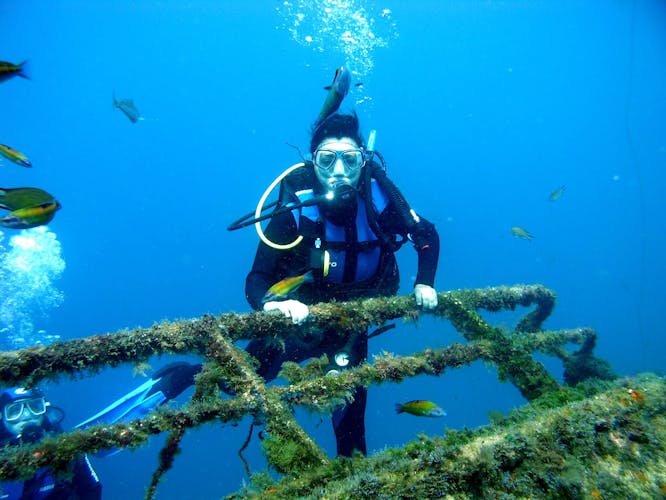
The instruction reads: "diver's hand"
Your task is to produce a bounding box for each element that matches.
[415,284,438,310]
[263,300,310,325]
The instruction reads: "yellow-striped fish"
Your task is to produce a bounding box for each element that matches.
[0,187,55,211]
[395,400,446,417]
[511,226,534,241]
[0,201,61,229]
[0,60,29,83]
[263,271,314,303]
[548,185,566,202]
[0,144,31,168]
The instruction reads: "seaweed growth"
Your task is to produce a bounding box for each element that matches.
[1,284,657,500]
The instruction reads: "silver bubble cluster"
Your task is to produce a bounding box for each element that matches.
[277,0,398,78]
[0,227,65,349]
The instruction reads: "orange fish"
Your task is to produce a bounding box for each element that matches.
[263,271,314,303]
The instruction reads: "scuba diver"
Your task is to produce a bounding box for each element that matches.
[103,68,436,460]
[0,387,101,500]
[0,68,439,481]
[0,363,200,499]
[240,108,440,456]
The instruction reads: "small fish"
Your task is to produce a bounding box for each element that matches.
[315,66,352,127]
[0,201,61,229]
[0,144,32,168]
[395,400,446,418]
[511,226,534,240]
[0,187,56,211]
[548,185,566,202]
[0,60,29,83]
[113,91,143,124]
[263,270,314,303]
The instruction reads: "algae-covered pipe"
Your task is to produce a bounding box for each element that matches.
[0,285,556,387]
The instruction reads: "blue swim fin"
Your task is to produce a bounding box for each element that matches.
[75,362,201,457]
[75,378,166,457]
[76,376,167,431]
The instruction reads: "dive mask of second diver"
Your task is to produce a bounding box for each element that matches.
[3,397,47,422]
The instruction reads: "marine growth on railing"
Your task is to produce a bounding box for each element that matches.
[0,284,615,499]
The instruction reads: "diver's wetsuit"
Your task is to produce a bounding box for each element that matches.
[0,435,101,500]
[245,164,439,457]
[3,456,101,500]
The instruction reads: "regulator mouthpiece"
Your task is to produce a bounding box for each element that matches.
[18,424,44,444]
[329,183,356,202]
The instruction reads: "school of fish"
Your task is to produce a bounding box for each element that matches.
[1,59,61,229]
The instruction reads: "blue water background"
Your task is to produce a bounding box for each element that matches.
[1,1,665,498]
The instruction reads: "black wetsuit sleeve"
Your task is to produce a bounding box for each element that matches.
[374,173,440,288]
[245,210,299,310]
[409,215,439,287]
[147,362,202,401]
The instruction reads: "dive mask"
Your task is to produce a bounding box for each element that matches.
[313,148,365,173]
[4,397,47,422]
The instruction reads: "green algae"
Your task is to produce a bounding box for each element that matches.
[236,374,665,499]
[0,284,654,499]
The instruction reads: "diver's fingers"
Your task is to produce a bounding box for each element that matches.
[414,284,438,310]
[263,300,290,318]
[289,300,310,325]
[263,300,309,324]
[424,290,438,309]
[414,284,425,306]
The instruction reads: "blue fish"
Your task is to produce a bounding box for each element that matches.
[113,91,143,124]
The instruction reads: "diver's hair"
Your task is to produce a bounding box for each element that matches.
[310,112,364,153]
